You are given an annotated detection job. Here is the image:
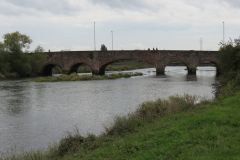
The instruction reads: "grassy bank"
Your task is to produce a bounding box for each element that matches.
[34,72,143,82]
[2,93,240,160]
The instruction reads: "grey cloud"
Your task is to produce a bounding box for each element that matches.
[3,0,79,15]
[222,0,240,7]
[185,0,240,9]
[90,0,152,10]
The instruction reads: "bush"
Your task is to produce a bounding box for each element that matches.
[57,133,85,156]
[0,53,46,78]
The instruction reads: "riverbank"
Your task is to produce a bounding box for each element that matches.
[34,72,143,82]
[1,93,240,160]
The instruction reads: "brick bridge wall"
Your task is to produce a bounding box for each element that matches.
[43,50,219,76]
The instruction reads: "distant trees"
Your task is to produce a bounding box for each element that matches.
[0,31,46,78]
[100,44,108,51]
[34,45,45,53]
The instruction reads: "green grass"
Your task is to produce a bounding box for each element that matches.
[34,72,143,82]
[106,60,153,71]
[70,61,153,73]
[1,93,240,160]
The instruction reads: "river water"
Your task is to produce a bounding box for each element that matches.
[0,67,216,153]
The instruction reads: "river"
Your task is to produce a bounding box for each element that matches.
[0,67,216,153]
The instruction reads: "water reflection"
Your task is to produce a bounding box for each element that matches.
[165,66,216,83]
[0,81,32,115]
[0,67,217,153]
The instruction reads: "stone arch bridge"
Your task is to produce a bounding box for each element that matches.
[43,50,219,76]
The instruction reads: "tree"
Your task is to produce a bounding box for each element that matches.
[100,44,108,51]
[0,42,5,53]
[219,39,240,78]
[217,38,240,97]
[3,31,32,53]
[34,45,44,53]
[0,31,46,78]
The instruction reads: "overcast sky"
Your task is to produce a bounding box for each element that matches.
[0,0,239,51]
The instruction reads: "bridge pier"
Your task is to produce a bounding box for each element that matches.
[92,68,105,75]
[156,67,165,75]
[188,67,197,75]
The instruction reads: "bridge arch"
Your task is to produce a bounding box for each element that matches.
[99,59,154,75]
[157,59,196,76]
[42,64,63,76]
[69,62,93,74]
[164,61,189,75]
[197,61,220,76]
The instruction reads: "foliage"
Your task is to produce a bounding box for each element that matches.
[100,44,107,51]
[34,72,143,82]
[3,31,32,53]
[0,42,5,52]
[34,46,45,53]
[0,32,46,78]
[217,39,240,97]
[219,39,240,80]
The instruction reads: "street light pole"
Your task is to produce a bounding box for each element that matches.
[222,21,225,44]
[111,30,114,50]
[94,21,96,51]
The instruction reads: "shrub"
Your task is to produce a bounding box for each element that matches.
[57,132,85,156]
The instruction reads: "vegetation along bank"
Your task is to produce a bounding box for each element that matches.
[34,72,143,82]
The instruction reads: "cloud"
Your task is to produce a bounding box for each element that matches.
[0,0,239,51]
[1,0,79,15]
[222,0,240,8]
[89,0,154,10]
[185,0,240,9]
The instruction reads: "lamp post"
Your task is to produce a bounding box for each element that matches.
[94,21,96,51]
[111,30,114,50]
[200,37,203,51]
[222,21,225,44]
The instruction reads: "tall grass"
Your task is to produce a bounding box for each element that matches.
[0,151,46,160]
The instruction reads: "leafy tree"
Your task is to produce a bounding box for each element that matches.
[100,44,108,51]
[29,53,47,76]
[0,32,46,78]
[3,31,32,53]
